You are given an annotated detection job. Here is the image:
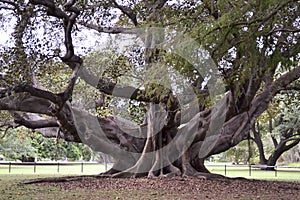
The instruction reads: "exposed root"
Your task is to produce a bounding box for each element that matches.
[165,164,182,176]
[195,172,226,180]
[23,175,97,184]
[23,169,229,186]
[192,157,210,173]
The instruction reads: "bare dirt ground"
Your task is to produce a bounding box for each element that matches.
[32,176,300,199]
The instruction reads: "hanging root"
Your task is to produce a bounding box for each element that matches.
[96,105,226,179]
[99,148,225,180]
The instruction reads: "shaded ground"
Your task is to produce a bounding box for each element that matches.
[31,176,300,199]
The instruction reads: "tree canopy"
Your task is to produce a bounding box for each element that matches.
[0,0,299,178]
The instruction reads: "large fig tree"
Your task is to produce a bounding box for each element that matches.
[0,0,299,178]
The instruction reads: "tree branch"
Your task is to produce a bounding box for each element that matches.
[249,64,300,120]
[267,28,300,35]
[111,0,138,26]
[29,0,81,62]
[272,65,300,93]
[284,138,300,150]
[233,0,295,27]
[0,84,62,105]
[78,21,137,34]
[0,5,14,10]
[281,132,300,143]
[29,0,83,110]
[283,86,300,91]
[0,120,14,128]
[0,0,16,7]
[0,94,55,116]
[58,64,81,106]
[0,126,16,139]
[202,0,294,40]
[29,0,68,19]
[12,113,59,129]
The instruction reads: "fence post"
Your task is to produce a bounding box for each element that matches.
[275,166,277,177]
[104,155,107,171]
[34,162,36,173]
[9,162,11,173]
[81,162,83,173]
[225,164,227,176]
[249,165,251,176]
[57,162,60,173]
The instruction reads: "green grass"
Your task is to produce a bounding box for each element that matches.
[287,162,300,167]
[0,163,110,175]
[1,163,299,182]
[0,174,174,200]
[207,165,300,182]
[0,164,299,199]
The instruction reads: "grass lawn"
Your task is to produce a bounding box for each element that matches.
[207,165,300,182]
[0,163,164,200]
[0,174,175,200]
[287,162,300,167]
[1,163,299,181]
[0,163,110,175]
[0,164,299,199]
[0,173,299,200]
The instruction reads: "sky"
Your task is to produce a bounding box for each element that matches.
[0,31,9,44]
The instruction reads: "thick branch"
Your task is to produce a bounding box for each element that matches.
[250,65,300,120]
[0,94,56,116]
[0,84,62,105]
[252,122,267,164]
[0,120,15,128]
[111,0,138,26]
[208,65,300,157]
[281,134,300,145]
[29,0,81,62]
[284,138,300,149]
[12,113,59,129]
[29,0,68,19]
[78,21,137,34]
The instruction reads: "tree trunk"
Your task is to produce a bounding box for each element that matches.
[252,118,300,171]
[265,139,300,170]
[1,65,300,178]
[252,123,267,165]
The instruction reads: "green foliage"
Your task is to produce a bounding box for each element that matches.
[0,128,93,161]
[36,62,72,93]
[223,140,256,164]
[252,91,300,165]
[0,128,36,161]
[31,133,93,161]
[261,92,300,140]
[273,106,300,138]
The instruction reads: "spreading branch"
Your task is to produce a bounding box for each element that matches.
[78,21,137,34]
[0,84,62,105]
[12,113,59,129]
[111,0,138,26]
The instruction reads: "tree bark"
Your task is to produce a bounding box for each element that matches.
[252,122,267,165]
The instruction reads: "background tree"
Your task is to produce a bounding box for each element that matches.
[0,127,36,161]
[0,0,299,178]
[0,125,95,161]
[31,133,94,161]
[223,140,256,165]
[281,145,300,163]
[252,92,300,169]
